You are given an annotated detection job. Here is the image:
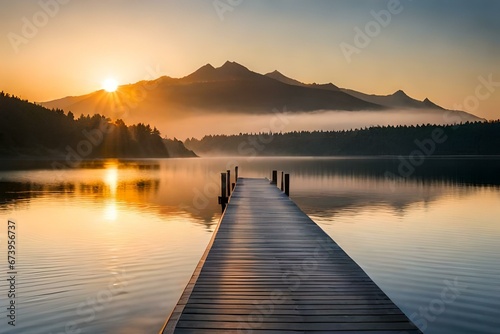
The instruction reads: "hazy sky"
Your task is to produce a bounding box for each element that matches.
[1,0,499,119]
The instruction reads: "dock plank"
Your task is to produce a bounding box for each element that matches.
[161,178,421,333]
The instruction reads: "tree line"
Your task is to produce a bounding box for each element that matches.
[0,92,171,158]
[184,121,500,156]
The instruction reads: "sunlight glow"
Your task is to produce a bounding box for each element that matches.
[102,78,118,92]
[104,201,118,221]
[105,165,119,196]
[103,163,119,221]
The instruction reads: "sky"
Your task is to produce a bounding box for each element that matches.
[1,0,499,120]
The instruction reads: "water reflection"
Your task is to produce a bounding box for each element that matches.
[0,157,499,334]
[291,174,495,218]
[2,157,500,229]
[230,156,500,187]
[0,160,222,228]
[0,177,161,210]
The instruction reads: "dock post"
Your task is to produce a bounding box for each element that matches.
[232,166,238,190]
[218,172,227,212]
[221,173,227,199]
[280,171,284,191]
[284,174,290,196]
[226,170,231,197]
[271,170,278,185]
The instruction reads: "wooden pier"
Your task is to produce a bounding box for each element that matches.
[161,177,422,333]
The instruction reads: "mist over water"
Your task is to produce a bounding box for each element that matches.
[170,109,477,139]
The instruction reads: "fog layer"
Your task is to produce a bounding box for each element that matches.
[166,109,480,140]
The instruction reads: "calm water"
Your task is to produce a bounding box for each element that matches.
[0,157,499,334]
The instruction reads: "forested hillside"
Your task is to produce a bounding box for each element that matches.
[185,121,500,156]
[0,92,194,158]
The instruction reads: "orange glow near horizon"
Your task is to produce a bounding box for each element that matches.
[102,78,119,92]
[0,2,498,120]
[104,163,119,197]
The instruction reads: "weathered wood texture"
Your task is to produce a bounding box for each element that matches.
[161,178,421,333]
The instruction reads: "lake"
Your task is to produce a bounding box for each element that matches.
[0,157,499,334]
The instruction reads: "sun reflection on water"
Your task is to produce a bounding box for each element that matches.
[104,200,118,221]
[104,163,119,196]
[104,161,119,220]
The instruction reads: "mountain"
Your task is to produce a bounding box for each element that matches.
[265,70,448,111]
[265,70,340,91]
[341,88,446,110]
[182,61,264,83]
[42,61,483,138]
[265,70,308,87]
[422,98,445,110]
[42,61,380,121]
[169,61,380,112]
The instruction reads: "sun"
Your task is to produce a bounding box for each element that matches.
[102,78,118,92]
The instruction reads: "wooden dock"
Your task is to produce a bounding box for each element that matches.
[161,177,422,333]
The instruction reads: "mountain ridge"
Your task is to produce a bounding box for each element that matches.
[43,61,462,112]
[43,60,382,115]
[41,61,484,138]
[263,70,447,111]
[341,88,446,110]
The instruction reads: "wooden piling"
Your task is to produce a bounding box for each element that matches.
[284,173,290,196]
[221,173,226,200]
[280,171,284,191]
[218,172,227,212]
[271,170,278,185]
[226,170,231,197]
